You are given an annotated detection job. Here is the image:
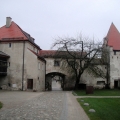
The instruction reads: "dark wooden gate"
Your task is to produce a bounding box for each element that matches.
[27,79,33,89]
[114,80,118,88]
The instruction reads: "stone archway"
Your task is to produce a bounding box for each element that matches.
[45,72,65,91]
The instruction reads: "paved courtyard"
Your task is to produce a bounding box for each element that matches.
[0,91,89,120]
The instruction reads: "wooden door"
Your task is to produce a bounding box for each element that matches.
[27,79,33,89]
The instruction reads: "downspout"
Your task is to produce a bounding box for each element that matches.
[45,61,46,91]
[22,41,25,91]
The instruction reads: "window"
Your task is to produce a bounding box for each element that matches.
[42,64,44,71]
[97,81,105,85]
[54,60,60,66]
[69,61,74,66]
[114,51,116,55]
[38,63,40,69]
[9,43,11,48]
[9,62,10,67]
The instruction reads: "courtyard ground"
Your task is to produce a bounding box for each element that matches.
[73,90,120,120]
[0,91,89,120]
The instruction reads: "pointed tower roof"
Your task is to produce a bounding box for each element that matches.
[106,23,120,50]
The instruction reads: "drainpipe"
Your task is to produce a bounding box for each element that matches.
[22,41,25,91]
[45,61,46,91]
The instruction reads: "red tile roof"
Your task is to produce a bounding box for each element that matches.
[106,23,120,50]
[0,21,27,40]
[39,50,57,57]
[0,21,40,49]
[39,50,87,58]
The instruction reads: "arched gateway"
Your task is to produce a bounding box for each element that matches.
[45,72,65,91]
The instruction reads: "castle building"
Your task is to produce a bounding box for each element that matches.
[0,17,119,91]
[0,17,46,91]
[103,23,120,89]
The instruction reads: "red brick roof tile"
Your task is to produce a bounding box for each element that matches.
[39,50,57,57]
[39,50,87,58]
[106,23,120,50]
[0,20,40,49]
[0,21,27,40]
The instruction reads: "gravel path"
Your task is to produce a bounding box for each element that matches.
[0,91,89,120]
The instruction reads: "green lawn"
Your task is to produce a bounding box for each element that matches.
[0,102,2,109]
[78,98,120,120]
[73,89,120,96]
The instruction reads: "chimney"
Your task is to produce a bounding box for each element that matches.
[6,17,12,27]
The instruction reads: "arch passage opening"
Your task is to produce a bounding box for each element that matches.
[45,72,65,91]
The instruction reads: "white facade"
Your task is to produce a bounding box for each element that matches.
[0,41,45,91]
[44,57,106,89]
[105,46,120,89]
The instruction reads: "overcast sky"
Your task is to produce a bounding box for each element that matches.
[0,0,120,50]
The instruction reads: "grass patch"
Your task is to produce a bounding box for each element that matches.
[0,102,3,109]
[78,98,120,120]
[74,89,120,96]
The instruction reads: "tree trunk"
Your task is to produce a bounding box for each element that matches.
[74,77,80,90]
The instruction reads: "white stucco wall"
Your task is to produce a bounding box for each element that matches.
[45,57,106,89]
[0,41,45,91]
[81,66,106,88]
[109,47,120,88]
[45,58,68,75]
[0,42,23,90]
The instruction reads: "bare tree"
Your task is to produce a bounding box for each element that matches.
[52,35,106,90]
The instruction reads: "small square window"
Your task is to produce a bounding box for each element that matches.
[9,43,11,48]
[114,51,116,55]
[54,60,60,66]
[38,63,40,69]
[42,64,44,71]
